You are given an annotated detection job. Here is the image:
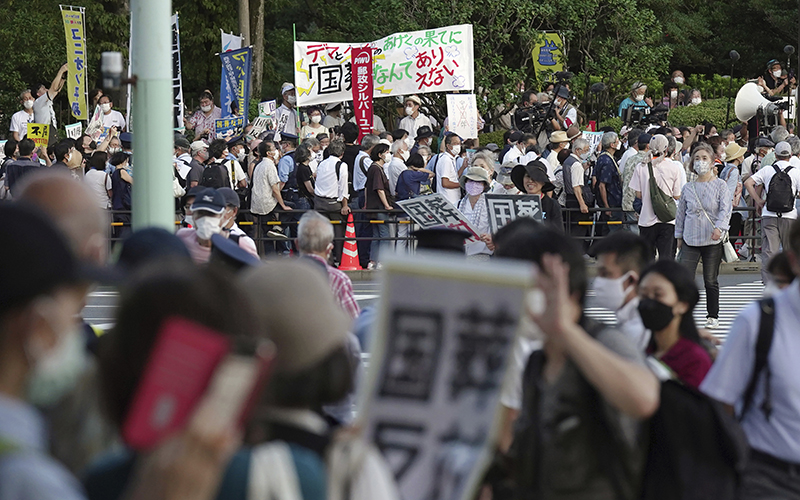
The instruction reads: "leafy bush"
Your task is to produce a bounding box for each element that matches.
[667,98,734,128]
[478,130,506,147]
[598,117,624,132]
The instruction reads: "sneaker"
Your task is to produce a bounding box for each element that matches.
[705,317,720,329]
[267,227,289,239]
[367,261,377,270]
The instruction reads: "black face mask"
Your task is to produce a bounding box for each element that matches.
[638,298,676,332]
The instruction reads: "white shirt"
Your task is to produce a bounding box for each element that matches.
[616,297,649,352]
[323,114,345,129]
[33,93,56,128]
[353,151,371,191]
[749,159,800,219]
[250,158,280,215]
[519,151,539,167]
[569,154,585,188]
[398,113,433,141]
[348,114,386,133]
[628,158,684,227]
[385,157,407,197]
[546,150,562,180]
[619,147,637,175]
[83,169,112,209]
[502,145,523,165]
[701,281,800,463]
[500,325,542,410]
[101,110,127,130]
[10,110,33,138]
[435,152,460,206]
[315,156,349,201]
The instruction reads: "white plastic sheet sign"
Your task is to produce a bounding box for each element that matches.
[485,194,544,234]
[359,253,532,500]
[446,94,478,139]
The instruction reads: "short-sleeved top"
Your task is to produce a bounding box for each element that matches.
[84,169,112,209]
[596,152,623,208]
[101,110,127,130]
[110,168,132,210]
[186,159,205,187]
[628,159,684,226]
[651,337,712,389]
[396,169,430,201]
[296,162,314,201]
[10,110,33,138]
[674,180,732,247]
[277,152,296,184]
[435,153,460,206]
[300,124,328,139]
[250,158,281,215]
[275,104,299,136]
[5,158,42,197]
[33,93,56,128]
[386,158,407,197]
[352,151,371,192]
[189,107,222,141]
[748,160,800,219]
[701,281,800,463]
[365,163,390,210]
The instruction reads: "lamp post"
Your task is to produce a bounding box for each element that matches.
[724,50,740,128]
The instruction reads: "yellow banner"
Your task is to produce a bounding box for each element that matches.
[27,123,50,148]
[60,6,88,120]
[531,32,565,75]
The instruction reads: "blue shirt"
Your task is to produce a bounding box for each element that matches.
[0,394,86,500]
[617,97,649,118]
[278,151,295,183]
[353,151,371,191]
[396,169,430,201]
[595,152,623,208]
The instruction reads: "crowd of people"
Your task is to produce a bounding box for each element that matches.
[2,63,800,500]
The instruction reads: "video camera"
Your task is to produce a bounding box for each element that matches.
[513,103,553,133]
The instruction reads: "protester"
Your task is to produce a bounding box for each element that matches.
[9,89,35,141]
[675,143,733,329]
[33,64,69,130]
[323,102,346,129]
[4,138,41,197]
[501,132,535,165]
[436,133,463,206]
[314,139,351,266]
[297,211,361,319]
[595,131,624,230]
[456,166,493,259]
[250,140,291,253]
[275,83,300,136]
[629,134,684,260]
[411,125,435,155]
[186,140,208,189]
[184,90,222,142]
[293,145,315,210]
[398,95,433,143]
[84,152,112,210]
[591,231,652,351]
[300,106,329,139]
[544,130,570,179]
[217,187,259,259]
[365,143,394,268]
[510,160,563,232]
[744,141,800,283]
[493,220,659,499]
[175,188,228,264]
[97,95,127,131]
[701,219,800,500]
[562,137,593,244]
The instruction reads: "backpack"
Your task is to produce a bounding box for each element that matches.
[766,165,795,216]
[429,154,442,193]
[200,161,231,189]
[647,161,677,222]
[738,298,776,421]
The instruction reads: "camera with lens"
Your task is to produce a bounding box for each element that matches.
[513,103,552,133]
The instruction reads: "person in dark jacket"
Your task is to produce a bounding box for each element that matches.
[510,160,564,233]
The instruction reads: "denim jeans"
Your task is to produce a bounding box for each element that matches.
[370,212,393,263]
[679,242,723,318]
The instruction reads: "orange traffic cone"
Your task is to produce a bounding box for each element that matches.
[339,213,362,270]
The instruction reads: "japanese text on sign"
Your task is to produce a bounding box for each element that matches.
[485,194,544,234]
[360,254,532,500]
[26,124,50,149]
[220,31,242,118]
[171,14,185,130]
[446,94,479,140]
[219,48,252,125]
[215,116,245,142]
[398,194,480,243]
[351,46,374,142]
[294,24,474,106]
[60,5,88,120]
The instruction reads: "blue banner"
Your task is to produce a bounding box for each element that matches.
[219,47,252,125]
[215,116,245,142]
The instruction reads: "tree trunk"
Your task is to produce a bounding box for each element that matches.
[252,0,265,99]
[239,0,251,46]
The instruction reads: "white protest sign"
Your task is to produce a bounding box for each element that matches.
[0,141,6,160]
[582,130,603,154]
[359,253,532,500]
[446,94,479,139]
[249,116,273,137]
[65,122,83,140]
[258,100,277,117]
[294,24,474,106]
[397,193,480,243]
[485,194,544,234]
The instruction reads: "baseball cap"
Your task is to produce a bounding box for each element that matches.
[0,204,87,313]
[210,234,259,272]
[638,133,653,146]
[190,188,226,215]
[650,134,669,155]
[775,141,792,157]
[509,131,523,143]
[117,227,192,271]
[280,83,295,95]
[217,187,240,208]
[190,140,208,154]
[174,136,191,150]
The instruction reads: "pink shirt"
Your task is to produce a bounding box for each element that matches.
[176,228,258,265]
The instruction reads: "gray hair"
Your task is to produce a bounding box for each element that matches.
[327,139,345,158]
[536,92,549,103]
[601,132,618,150]
[361,134,380,151]
[19,89,32,100]
[301,137,320,149]
[573,137,590,151]
[390,139,406,154]
[788,136,800,156]
[771,126,789,144]
[471,151,496,174]
[417,145,432,157]
[666,135,677,156]
[297,211,334,254]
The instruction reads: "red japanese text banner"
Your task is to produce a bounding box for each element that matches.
[351,47,374,141]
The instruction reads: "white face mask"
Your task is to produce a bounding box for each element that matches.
[23,99,35,110]
[382,152,392,163]
[691,97,702,105]
[194,216,221,240]
[201,104,213,113]
[287,95,297,106]
[236,150,246,161]
[580,150,591,161]
[670,90,678,99]
[107,147,121,155]
[634,94,645,102]
[400,150,410,161]
[100,103,112,113]
[694,160,712,175]
[719,152,727,162]
[405,106,414,116]
[673,76,684,85]
[773,70,782,79]
[311,114,322,124]
[405,137,415,149]
[593,272,635,311]
[614,141,622,150]
[450,144,461,155]
[270,150,280,161]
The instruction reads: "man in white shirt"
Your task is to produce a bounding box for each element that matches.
[628,134,684,260]
[436,133,462,206]
[502,132,537,165]
[97,95,127,130]
[591,232,651,351]
[745,141,800,283]
[33,64,69,132]
[275,83,299,136]
[546,130,570,181]
[398,95,433,148]
[10,90,35,141]
[386,140,409,197]
[314,139,350,265]
[701,220,800,499]
[323,102,346,129]
[619,128,644,175]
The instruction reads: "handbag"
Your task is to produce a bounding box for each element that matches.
[172,173,186,198]
[692,183,737,262]
[647,161,677,222]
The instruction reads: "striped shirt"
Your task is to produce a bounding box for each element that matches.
[306,254,361,320]
[674,179,732,247]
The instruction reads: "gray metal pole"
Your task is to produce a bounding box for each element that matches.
[130,0,174,231]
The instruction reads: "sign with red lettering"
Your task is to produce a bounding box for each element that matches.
[351,46,374,141]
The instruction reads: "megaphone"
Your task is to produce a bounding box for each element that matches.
[735,82,782,122]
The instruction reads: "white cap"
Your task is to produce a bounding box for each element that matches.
[281,83,295,95]
[379,139,392,146]
[190,141,208,153]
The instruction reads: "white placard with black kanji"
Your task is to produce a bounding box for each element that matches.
[485,194,543,234]
[398,193,481,243]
